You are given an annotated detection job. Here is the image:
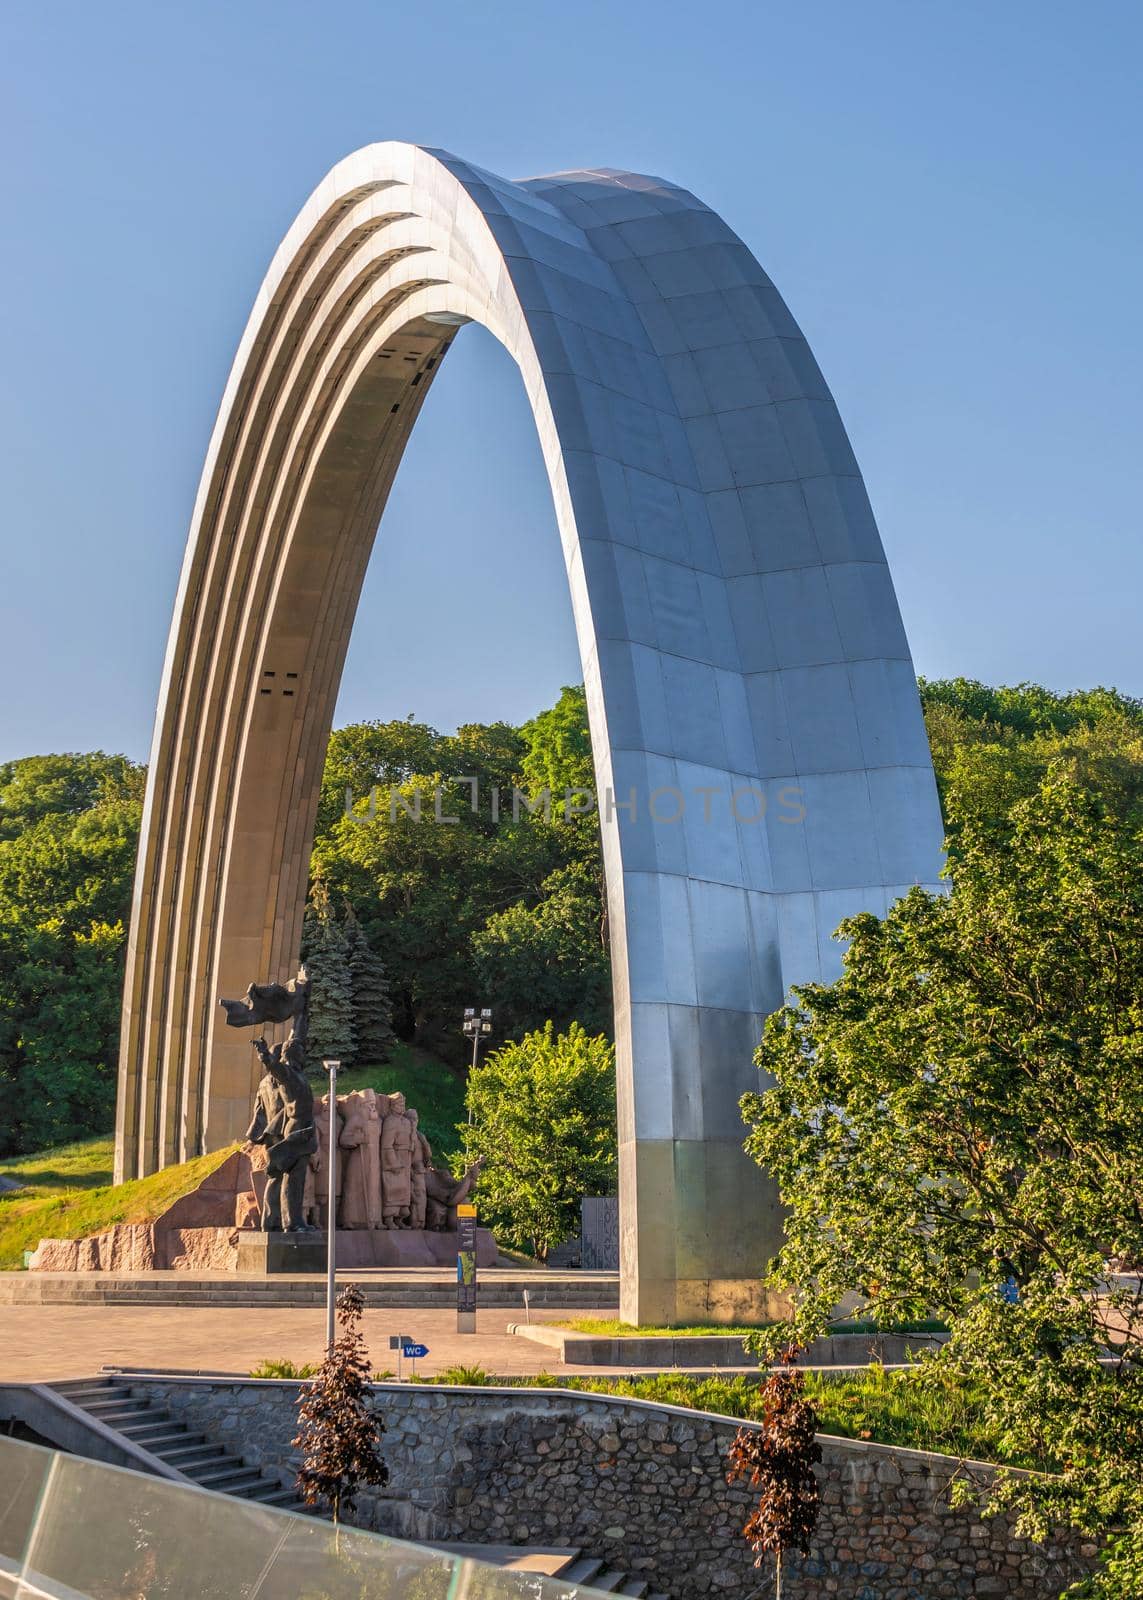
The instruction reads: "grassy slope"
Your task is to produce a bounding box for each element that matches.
[555,1317,949,1338]
[559,1370,1033,1467]
[0,1042,466,1270]
[420,1367,1037,1470]
[557,1318,774,1338]
[0,1141,237,1270]
[249,1357,1021,1465]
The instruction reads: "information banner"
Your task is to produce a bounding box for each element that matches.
[456,1203,477,1329]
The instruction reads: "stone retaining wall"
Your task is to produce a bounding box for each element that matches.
[129,1378,1093,1599]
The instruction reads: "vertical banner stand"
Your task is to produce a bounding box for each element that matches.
[324,1060,340,1353]
[456,1203,477,1334]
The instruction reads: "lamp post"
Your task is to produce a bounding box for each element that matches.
[462,1007,492,1124]
[458,1011,490,1335]
[323,1059,340,1352]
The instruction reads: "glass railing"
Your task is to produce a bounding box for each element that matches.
[0,1434,584,1600]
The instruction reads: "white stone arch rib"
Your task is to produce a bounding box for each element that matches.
[116,142,943,1323]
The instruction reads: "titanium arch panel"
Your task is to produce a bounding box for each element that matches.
[115,142,944,1324]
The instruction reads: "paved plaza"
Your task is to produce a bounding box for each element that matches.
[0,1303,619,1382]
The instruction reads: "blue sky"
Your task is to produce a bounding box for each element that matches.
[1,0,1139,763]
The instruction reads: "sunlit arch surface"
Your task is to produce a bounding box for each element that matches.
[116,143,943,1323]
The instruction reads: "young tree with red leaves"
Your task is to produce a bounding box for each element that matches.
[725,1351,822,1598]
[294,1284,388,1524]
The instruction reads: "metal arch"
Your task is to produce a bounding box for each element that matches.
[115,143,944,1323]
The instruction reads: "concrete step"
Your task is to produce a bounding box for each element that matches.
[117,1418,183,1440]
[244,1482,295,1504]
[82,1397,153,1417]
[186,1465,267,1494]
[152,1442,225,1467]
[91,1407,169,1428]
[559,1558,657,1596]
[53,1382,132,1404]
[563,1559,605,1583]
[1,1274,616,1310]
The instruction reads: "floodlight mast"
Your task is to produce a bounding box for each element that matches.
[462,1005,493,1124]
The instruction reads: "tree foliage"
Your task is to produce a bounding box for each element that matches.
[0,751,144,840]
[463,1021,617,1261]
[344,906,396,1064]
[519,683,596,806]
[742,770,1143,1596]
[301,881,357,1068]
[725,1354,821,1599]
[472,863,610,1039]
[920,677,1143,830]
[294,1284,388,1524]
[313,694,608,1056]
[0,691,615,1157]
[0,758,141,1155]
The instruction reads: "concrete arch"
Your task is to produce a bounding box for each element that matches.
[116,143,944,1323]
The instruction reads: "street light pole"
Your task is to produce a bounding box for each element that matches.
[458,1010,490,1336]
[324,1059,340,1353]
[462,1007,493,1126]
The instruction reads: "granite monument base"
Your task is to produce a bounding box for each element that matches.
[333,1227,499,1270]
[233,1227,499,1274]
[236,1231,327,1274]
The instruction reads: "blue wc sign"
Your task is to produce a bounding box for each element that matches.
[402,1342,430,1359]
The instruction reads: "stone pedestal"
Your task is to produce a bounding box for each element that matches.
[331,1227,498,1269]
[231,1227,499,1275]
[236,1231,327,1274]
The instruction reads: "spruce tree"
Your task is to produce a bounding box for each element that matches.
[301,881,357,1069]
[344,908,397,1065]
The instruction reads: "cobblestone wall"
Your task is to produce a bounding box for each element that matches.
[132,1379,1092,1599]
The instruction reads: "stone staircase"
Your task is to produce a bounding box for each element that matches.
[48,1379,668,1597]
[434,1545,666,1596]
[49,1377,306,1512]
[559,1556,666,1596]
[3,1270,617,1311]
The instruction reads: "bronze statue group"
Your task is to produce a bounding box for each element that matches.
[223,971,480,1237]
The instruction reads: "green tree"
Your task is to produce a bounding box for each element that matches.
[920,678,1143,828]
[473,863,611,1039]
[310,690,611,1057]
[301,883,356,1068]
[14,919,126,1153]
[344,907,396,1064]
[316,716,448,838]
[519,682,595,801]
[520,682,603,867]
[741,772,1143,1596]
[0,793,139,1155]
[463,1021,617,1261]
[314,772,570,1054]
[0,752,145,840]
[315,716,527,839]
[0,800,139,933]
[918,677,1143,740]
